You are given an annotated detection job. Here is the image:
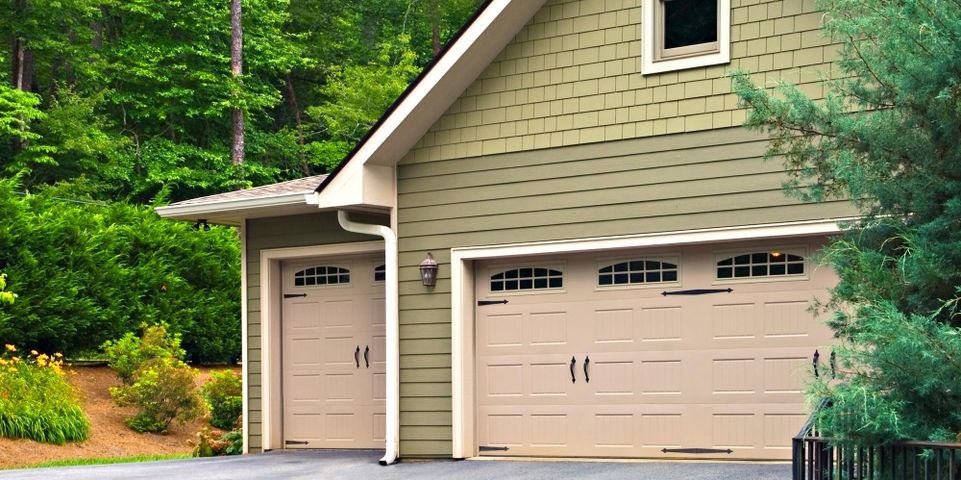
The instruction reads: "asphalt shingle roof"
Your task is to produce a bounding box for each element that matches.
[168,174,327,207]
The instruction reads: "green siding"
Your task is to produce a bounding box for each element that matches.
[395,127,855,457]
[244,211,385,452]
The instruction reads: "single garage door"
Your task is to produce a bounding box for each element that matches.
[281,254,386,449]
[475,238,835,460]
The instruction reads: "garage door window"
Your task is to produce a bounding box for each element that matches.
[490,267,563,292]
[716,251,804,279]
[294,265,350,286]
[598,259,679,286]
[374,264,386,282]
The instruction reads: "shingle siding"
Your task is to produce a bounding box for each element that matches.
[402,0,836,164]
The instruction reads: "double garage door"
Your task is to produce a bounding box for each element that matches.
[475,238,835,460]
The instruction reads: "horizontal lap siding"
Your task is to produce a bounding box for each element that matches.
[244,212,386,452]
[396,128,854,457]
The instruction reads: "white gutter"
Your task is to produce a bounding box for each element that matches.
[336,210,399,465]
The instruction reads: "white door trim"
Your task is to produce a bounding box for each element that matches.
[259,240,384,451]
[449,217,852,458]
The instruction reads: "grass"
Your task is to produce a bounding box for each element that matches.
[10,453,192,470]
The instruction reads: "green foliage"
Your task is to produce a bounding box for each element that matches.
[732,0,961,443]
[0,179,240,363]
[193,425,243,457]
[102,324,186,385]
[0,274,15,306]
[200,369,242,430]
[0,346,90,444]
[110,357,206,433]
[308,35,421,143]
[0,84,44,142]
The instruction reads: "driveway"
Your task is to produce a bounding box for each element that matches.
[0,450,791,480]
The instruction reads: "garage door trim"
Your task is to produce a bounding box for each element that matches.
[449,218,849,459]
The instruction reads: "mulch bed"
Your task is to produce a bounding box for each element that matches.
[0,365,238,469]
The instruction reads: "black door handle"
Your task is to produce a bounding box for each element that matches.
[584,355,590,383]
[364,345,370,368]
[570,356,576,384]
[354,346,360,368]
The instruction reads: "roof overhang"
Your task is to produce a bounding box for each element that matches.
[154,192,319,226]
[311,0,548,210]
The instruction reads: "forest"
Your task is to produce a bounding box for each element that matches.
[0,0,483,361]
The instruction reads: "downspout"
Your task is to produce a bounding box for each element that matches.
[337,210,399,466]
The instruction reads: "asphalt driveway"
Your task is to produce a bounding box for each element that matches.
[0,450,791,480]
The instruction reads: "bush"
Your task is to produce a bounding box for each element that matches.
[110,357,205,433]
[193,426,243,457]
[102,323,186,385]
[0,178,240,363]
[201,370,242,430]
[0,345,90,443]
[105,325,205,433]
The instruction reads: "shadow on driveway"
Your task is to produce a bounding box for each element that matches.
[0,450,791,480]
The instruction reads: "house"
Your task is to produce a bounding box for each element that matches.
[156,0,854,463]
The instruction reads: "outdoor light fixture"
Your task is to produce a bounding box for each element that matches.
[194,219,210,231]
[419,252,438,287]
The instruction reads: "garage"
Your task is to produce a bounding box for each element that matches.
[281,254,386,449]
[474,238,835,460]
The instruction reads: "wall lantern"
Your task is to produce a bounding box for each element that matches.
[419,252,438,287]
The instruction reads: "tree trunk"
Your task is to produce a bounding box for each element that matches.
[230,0,244,165]
[10,0,33,153]
[284,73,309,176]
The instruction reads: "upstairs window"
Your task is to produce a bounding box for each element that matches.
[598,259,679,286]
[294,266,350,286]
[716,252,804,280]
[490,267,563,292]
[643,0,730,75]
[374,264,386,282]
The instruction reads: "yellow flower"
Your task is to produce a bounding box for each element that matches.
[6,368,14,373]
[4,344,14,352]
[30,350,38,356]
[54,353,63,358]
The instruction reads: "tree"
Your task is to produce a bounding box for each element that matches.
[732,0,961,444]
[230,0,245,166]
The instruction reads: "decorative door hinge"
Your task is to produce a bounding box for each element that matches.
[661,288,733,296]
[285,440,309,446]
[283,293,307,299]
[477,299,509,306]
[479,445,510,452]
[661,447,733,454]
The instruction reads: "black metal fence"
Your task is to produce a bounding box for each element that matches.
[793,402,961,479]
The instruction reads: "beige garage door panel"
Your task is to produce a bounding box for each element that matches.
[281,255,385,449]
[475,239,835,460]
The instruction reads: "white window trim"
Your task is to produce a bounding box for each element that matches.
[449,217,851,459]
[642,0,732,75]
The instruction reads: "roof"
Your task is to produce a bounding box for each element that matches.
[154,175,328,226]
[168,175,326,207]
